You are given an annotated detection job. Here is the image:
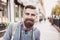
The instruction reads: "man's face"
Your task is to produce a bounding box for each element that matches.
[23,8,37,28]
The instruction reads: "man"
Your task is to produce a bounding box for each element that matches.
[3,5,40,40]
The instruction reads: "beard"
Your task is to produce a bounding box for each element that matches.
[24,18,34,28]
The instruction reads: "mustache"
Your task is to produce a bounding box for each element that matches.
[25,18,34,22]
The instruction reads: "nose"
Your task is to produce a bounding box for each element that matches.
[28,14,32,18]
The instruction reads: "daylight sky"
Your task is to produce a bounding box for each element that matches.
[43,0,58,18]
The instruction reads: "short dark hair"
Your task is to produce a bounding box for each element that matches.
[25,5,36,9]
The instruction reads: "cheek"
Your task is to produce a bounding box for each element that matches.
[34,16,37,21]
[23,15,28,19]
[32,16,37,20]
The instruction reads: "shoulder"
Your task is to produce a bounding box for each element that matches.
[34,27,40,34]
[12,22,23,29]
[7,23,14,29]
[33,27,40,39]
[7,22,19,30]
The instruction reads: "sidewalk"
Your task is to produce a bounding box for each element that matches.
[35,20,60,40]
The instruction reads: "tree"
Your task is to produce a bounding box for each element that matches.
[52,0,60,16]
[52,5,60,16]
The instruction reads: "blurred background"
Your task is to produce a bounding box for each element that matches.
[0,0,60,40]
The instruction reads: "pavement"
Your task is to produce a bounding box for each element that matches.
[0,19,60,40]
[34,19,60,40]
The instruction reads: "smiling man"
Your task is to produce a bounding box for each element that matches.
[3,5,40,40]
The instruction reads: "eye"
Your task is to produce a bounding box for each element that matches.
[25,13,29,15]
[31,14,35,16]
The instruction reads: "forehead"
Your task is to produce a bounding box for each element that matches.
[25,8,37,14]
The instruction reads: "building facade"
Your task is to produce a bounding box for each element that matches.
[0,0,45,22]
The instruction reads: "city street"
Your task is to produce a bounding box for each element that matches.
[0,0,60,40]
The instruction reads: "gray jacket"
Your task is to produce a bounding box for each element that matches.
[3,22,40,40]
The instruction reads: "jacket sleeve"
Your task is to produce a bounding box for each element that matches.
[36,30,40,40]
[34,28,40,40]
[3,23,13,40]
